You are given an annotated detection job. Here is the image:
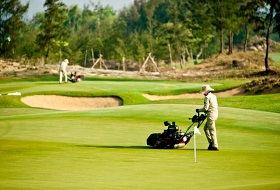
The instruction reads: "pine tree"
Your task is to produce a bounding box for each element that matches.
[36,0,68,64]
[0,0,28,57]
[252,0,280,72]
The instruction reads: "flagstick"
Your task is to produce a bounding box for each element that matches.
[193,126,201,163]
[194,133,197,163]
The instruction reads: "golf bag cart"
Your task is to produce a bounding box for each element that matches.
[147,112,207,149]
[68,72,85,83]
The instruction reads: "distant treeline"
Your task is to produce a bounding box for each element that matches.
[0,0,280,71]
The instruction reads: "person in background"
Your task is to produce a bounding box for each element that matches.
[59,59,69,84]
[196,85,219,151]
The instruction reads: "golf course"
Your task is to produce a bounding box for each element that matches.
[0,76,279,190]
[2,0,280,189]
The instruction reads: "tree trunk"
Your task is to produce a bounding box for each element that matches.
[44,50,49,65]
[168,43,173,68]
[181,50,186,68]
[180,52,184,69]
[228,31,234,54]
[91,49,95,65]
[186,46,190,62]
[219,27,224,54]
[44,44,50,65]
[122,56,126,71]
[265,4,274,73]
[185,46,193,62]
[243,24,248,52]
[44,55,48,65]
[203,40,207,59]
[84,50,87,67]
[190,49,193,62]
[196,47,203,60]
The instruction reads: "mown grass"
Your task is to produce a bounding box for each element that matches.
[150,93,280,113]
[0,78,279,189]
[1,105,279,189]
[0,77,247,106]
[270,53,280,64]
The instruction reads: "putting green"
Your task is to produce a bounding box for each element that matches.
[0,104,279,189]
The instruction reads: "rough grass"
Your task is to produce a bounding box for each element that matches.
[171,52,280,80]
[243,77,280,94]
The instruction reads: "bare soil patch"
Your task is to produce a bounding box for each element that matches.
[21,95,122,111]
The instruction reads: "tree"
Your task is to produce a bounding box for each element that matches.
[225,0,245,54]
[36,0,68,64]
[144,0,159,52]
[153,1,190,67]
[65,5,82,33]
[16,24,40,60]
[207,0,232,54]
[95,5,117,57]
[263,0,280,72]
[187,0,215,59]
[111,17,130,61]
[254,0,280,72]
[155,22,176,66]
[239,0,258,52]
[0,0,28,57]
[129,31,147,63]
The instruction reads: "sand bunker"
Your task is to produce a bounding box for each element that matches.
[21,88,243,110]
[143,87,244,101]
[21,95,122,111]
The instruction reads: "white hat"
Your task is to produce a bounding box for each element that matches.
[200,85,214,94]
[64,59,69,63]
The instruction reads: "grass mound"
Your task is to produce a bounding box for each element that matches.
[200,51,267,69]
[244,77,280,94]
[191,52,275,78]
[159,52,280,80]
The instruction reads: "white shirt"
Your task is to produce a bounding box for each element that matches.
[60,61,68,71]
[199,92,218,120]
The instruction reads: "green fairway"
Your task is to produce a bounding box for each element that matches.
[0,78,279,189]
[270,53,280,64]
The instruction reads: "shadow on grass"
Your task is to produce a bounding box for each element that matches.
[76,144,209,151]
[76,144,151,149]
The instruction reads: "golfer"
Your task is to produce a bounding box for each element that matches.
[196,85,219,151]
[59,59,69,84]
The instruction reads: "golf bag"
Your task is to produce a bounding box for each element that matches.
[146,112,207,149]
[68,72,85,83]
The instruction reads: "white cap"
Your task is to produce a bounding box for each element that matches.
[64,59,69,63]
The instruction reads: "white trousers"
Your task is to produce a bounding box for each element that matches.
[204,119,218,148]
[59,69,67,83]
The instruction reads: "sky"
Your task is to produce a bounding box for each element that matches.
[20,0,135,18]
